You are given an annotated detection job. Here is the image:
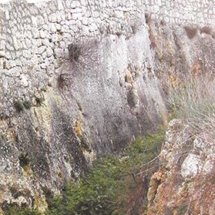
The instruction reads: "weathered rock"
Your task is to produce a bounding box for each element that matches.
[146,119,215,215]
[0,0,169,211]
[0,0,213,212]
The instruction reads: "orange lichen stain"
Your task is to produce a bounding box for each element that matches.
[164,42,170,51]
[34,193,48,210]
[149,34,156,49]
[125,74,133,84]
[123,11,129,19]
[157,52,163,62]
[22,165,32,177]
[56,168,62,179]
[191,62,202,77]
[74,120,82,137]
[169,74,178,88]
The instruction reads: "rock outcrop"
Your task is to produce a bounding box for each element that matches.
[146,119,215,215]
[0,0,168,211]
[144,14,215,214]
[0,0,214,213]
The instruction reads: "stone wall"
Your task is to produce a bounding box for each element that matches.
[144,0,215,26]
[0,0,144,117]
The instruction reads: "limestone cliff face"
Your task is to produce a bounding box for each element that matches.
[0,0,214,213]
[147,18,215,96]
[144,18,215,215]
[0,0,168,211]
[146,119,215,215]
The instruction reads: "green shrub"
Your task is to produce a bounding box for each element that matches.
[14,100,32,112]
[46,131,164,215]
[6,131,164,215]
[23,100,32,109]
[68,44,81,62]
[46,156,121,215]
[19,153,31,168]
[14,101,25,112]
[177,203,188,215]
[35,96,45,106]
[4,206,41,215]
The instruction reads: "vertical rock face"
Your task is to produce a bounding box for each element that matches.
[146,119,215,215]
[0,0,167,211]
[148,20,215,94]
[144,16,215,214]
[0,0,214,212]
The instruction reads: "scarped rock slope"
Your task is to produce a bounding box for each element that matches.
[147,119,215,215]
[0,0,167,211]
[0,0,215,213]
[145,17,215,215]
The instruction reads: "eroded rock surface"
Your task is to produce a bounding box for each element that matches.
[0,0,214,212]
[146,119,215,215]
[0,0,168,211]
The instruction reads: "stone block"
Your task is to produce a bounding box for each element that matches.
[51,34,60,42]
[38,46,46,54]
[46,47,53,57]
[50,23,57,33]
[19,74,29,87]
[7,67,22,77]
[71,1,81,9]
[72,12,83,20]
[23,50,32,59]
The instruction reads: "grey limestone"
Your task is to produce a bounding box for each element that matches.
[0,0,212,211]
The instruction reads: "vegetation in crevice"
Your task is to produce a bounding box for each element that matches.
[57,73,73,90]
[13,96,44,112]
[168,73,215,136]
[14,101,25,112]
[19,153,31,169]
[3,205,40,215]
[68,43,81,62]
[23,100,32,109]
[4,130,164,215]
[34,96,45,107]
[44,130,164,215]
